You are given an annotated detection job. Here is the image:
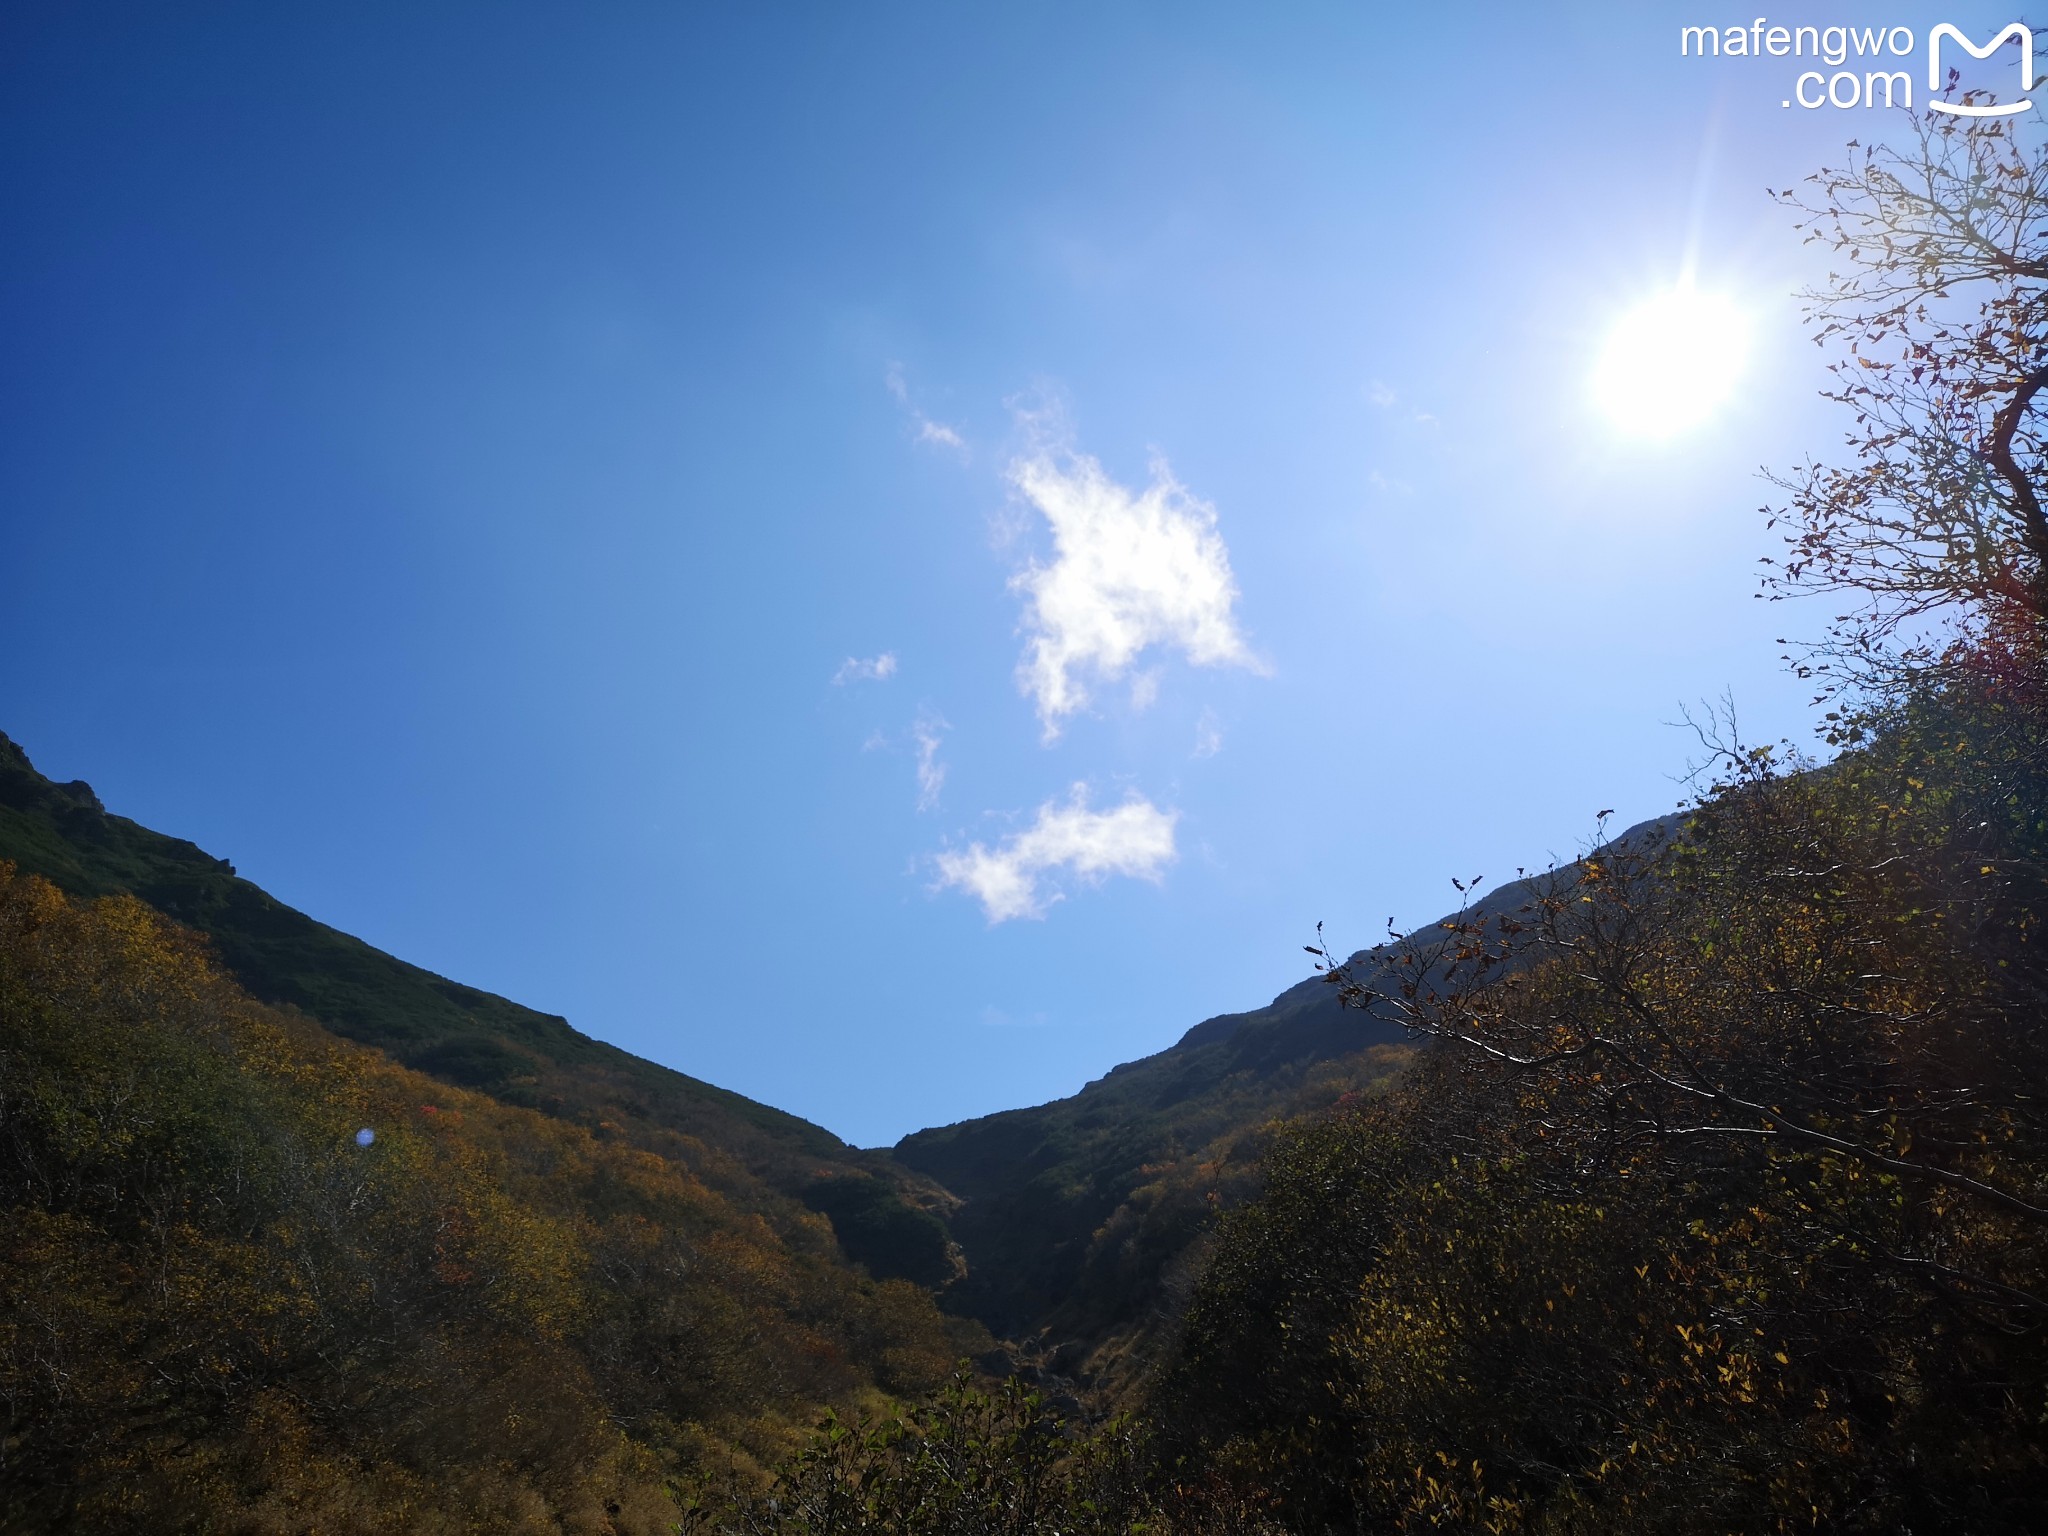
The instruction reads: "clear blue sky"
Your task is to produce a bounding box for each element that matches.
[2,3,2028,1145]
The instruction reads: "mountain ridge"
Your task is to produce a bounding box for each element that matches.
[0,728,962,1288]
[889,816,1673,1377]
[2,722,1669,1378]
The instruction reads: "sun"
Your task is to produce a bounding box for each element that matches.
[1592,285,1750,438]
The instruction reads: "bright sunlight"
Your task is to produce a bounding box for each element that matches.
[1592,284,1750,438]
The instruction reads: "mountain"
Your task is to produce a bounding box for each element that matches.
[0,792,1005,1530]
[1,721,1662,1402]
[0,729,952,1286]
[891,822,1671,1386]
[1,859,996,1531]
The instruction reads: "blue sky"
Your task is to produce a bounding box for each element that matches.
[2,3,2032,1145]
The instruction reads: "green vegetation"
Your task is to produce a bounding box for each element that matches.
[798,1174,956,1290]
[896,1020,1413,1390]
[675,1378,1176,1536]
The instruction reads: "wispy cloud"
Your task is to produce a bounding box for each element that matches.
[935,785,1178,923]
[1008,448,1255,739]
[887,365,967,454]
[1367,379,1437,428]
[1192,706,1223,758]
[913,710,948,811]
[833,652,898,686]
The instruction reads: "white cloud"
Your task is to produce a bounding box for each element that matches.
[833,652,898,686]
[934,785,1178,923]
[1367,380,1437,427]
[913,711,948,812]
[1008,449,1255,738]
[1192,706,1223,758]
[887,365,968,455]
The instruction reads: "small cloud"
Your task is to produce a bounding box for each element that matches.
[1129,669,1161,712]
[934,784,1178,923]
[1193,707,1223,758]
[887,364,969,456]
[1368,468,1412,497]
[913,710,948,812]
[1008,444,1257,739]
[1368,381,1437,428]
[833,652,899,686]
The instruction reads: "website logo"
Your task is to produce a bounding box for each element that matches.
[1679,20,2034,113]
[1928,22,2032,115]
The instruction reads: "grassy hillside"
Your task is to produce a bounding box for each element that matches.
[0,730,952,1285]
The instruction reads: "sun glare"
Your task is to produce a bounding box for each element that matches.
[1592,285,1750,438]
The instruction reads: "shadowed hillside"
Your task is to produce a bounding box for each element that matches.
[892,822,1669,1384]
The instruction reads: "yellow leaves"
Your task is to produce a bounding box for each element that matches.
[2,863,972,1521]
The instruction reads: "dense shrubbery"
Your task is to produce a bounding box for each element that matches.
[679,1378,1151,1536]
[799,1174,956,1290]
[0,868,966,1533]
[1158,667,2048,1530]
